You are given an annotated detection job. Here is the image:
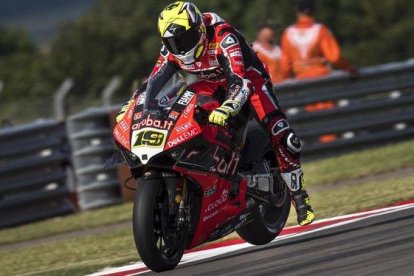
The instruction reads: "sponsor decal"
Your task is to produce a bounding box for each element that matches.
[182,103,194,118]
[198,68,224,80]
[221,34,238,49]
[234,217,247,230]
[133,112,143,120]
[229,50,242,57]
[114,128,129,148]
[178,91,195,105]
[203,209,220,222]
[168,110,180,120]
[175,121,193,133]
[209,43,219,49]
[218,224,234,238]
[204,181,218,197]
[210,147,240,175]
[119,120,129,132]
[287,132,302,153]
[208,49,218,55]
[137,92,146,105]
[181,64,195,70]
[205,189,228,212]
[159,95,169,105]
[271,119,289,136]
[126,106,134,119]
[132,114,174,130]
[132,129,166,148]
[229,84,241,97]
[208,58,219,66]
[155,58,163,67]
[167,127,199,147]
[196,61,202,67]
[290,173,299,191]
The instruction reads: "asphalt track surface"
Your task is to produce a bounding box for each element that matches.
[149,206,414,276]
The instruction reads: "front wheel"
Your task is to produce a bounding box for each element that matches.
[132,178,185,272]
[237,173,291,245]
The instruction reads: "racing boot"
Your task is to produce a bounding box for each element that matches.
[281,168,315,226]
[269,118,315,226]
[292,187,314,226]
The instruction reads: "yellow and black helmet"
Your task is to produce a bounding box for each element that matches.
[158,2,206,64]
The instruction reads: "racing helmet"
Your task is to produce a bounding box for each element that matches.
[158,1,206,64]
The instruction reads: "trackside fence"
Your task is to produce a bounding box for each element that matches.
[0,120,76,228]
[66,107,123,210]
[274,59,414,159]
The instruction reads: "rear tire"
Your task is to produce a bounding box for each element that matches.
[132,178,185,272]
[237,171,291,245]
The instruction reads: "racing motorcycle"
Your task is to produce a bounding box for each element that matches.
[106,77,291,272]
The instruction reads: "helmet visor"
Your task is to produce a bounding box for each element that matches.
[162,27,202,55]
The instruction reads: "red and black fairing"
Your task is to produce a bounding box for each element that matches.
[112,84,254,248]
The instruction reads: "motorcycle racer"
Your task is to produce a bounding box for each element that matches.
[117,1,314,226]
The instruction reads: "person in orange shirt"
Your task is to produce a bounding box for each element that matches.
[281,0,357,143]
[253,23,284,84]
[280,0,356,80]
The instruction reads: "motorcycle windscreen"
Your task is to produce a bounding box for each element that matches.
[143,74,187,114]
[130,73,187,164]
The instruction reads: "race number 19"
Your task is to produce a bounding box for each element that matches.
[134,130,165,147]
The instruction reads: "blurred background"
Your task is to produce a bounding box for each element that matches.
[1,1,414,274]
[1,0,414,123]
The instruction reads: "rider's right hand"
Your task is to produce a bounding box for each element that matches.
[116,99,133,123]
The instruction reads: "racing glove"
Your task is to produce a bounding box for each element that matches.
[208,100,241,126]
[116,99,133,123]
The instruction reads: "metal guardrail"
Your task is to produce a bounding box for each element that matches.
[272,59,414,159]
[67,107,123,210]
[0,120,76,228]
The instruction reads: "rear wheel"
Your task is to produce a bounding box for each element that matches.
[132,178,185,272]
[237,157,291,245]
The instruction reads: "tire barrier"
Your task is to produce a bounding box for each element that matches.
[67,107,123,210]
[0,120,75,228]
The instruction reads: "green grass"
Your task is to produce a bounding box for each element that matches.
[1,173,413,276]
[303,139,414,186]
[0,202,133,246]
[0,139,413,247]
[0,228,137,276]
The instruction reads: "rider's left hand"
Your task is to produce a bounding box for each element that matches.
[116,99,133,123]
[208,100,241,126]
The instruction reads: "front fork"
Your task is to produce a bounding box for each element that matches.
[164,175,190,229]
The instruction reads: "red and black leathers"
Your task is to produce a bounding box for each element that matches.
[139,13,301,178]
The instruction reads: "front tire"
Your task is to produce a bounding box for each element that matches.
[132,178,185,272]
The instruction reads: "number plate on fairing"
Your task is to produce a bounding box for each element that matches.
[131,128,167,164]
